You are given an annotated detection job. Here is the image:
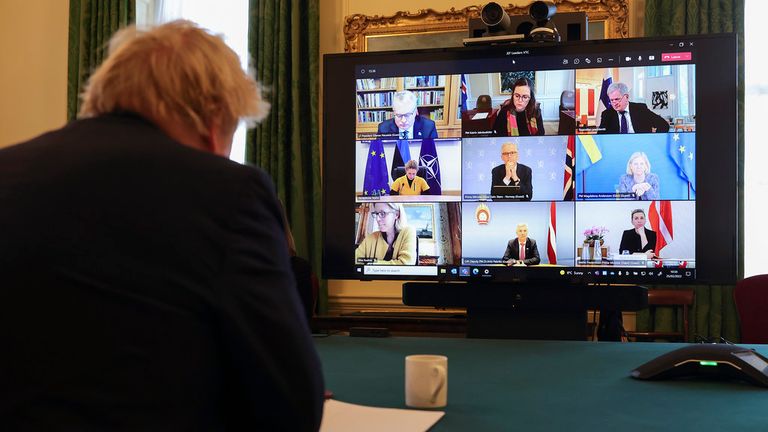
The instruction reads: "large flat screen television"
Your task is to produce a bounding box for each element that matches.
[323,33,738,291]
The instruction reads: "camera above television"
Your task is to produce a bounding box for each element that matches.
[322,33,738,288]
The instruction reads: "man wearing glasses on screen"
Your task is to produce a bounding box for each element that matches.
[598,82,670,134]
[377,90,438,140]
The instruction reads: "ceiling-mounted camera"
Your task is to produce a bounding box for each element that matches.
[464,1,587,46]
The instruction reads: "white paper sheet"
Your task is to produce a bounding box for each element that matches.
[319,399,445,432]
[471,112,489,120]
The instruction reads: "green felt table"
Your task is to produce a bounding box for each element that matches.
[314,335,768,431]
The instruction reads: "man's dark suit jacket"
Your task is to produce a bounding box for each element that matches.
[502,238,541,265]
[377,115,438,139]
[490,163,533,200]
[0,113,324,430]
[619,227,658,254]
[598,102,670,134]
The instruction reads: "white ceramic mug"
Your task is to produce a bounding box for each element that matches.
[405,354,448,408]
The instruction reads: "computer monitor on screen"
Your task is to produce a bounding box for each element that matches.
[322,33,739,338]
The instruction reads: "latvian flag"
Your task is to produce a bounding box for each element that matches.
[547,201,557,264]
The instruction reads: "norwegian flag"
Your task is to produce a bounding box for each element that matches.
[547,201,557,264]
[648,201,674,254]
[563,135,575,200]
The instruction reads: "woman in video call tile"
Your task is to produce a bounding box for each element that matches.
[492,77,545,137]
[618,151,659,200]
[355,203,417,265]
[391,160,430,196]
[619,208,657,258]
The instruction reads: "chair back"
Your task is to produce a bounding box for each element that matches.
[625,289,695,342]
[475,94,492,111]
[559,90,575,110]
[734,275,768,343]
[392,166,427,180]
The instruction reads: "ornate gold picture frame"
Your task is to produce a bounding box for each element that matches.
[344,0,629,53]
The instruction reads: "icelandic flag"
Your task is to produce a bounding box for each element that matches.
[547,201,557,264]
[362,140,389,197]
[459,74,469,114]
[390,139,412,181]
[668,132,696,193]
[648,200,674,254]
[419,138,442,195]
[576,135,603,173]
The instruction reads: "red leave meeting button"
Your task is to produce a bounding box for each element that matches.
[661,52,692,62]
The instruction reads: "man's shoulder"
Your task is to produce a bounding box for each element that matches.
[378,118,395,132]
[417,116,436,126]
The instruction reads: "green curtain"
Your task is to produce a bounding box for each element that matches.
[638,0,744,342]
[247,1,324,312]
[67,0,135,121]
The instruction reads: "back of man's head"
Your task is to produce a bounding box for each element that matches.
[79,20,268,141]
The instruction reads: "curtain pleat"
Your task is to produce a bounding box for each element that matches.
[67,0,135,121]
[248,1,324,312]
[640,0,744,342]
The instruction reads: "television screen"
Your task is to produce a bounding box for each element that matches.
[323,33,738,286]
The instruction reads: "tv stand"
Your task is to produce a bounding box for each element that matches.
[402,282,648,340]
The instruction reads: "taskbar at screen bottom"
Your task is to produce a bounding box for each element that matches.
[354,263,696,282]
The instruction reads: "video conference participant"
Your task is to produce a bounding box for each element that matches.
[355,203,417,265]
[391,159,430,195]
[377,90,438,140]
[0,21,323,430]
[492,77,545,137]
[598,82,670,134]
[502,223,541,266]
[490,142,533,200]
[619,151,659,200]
[619,208,658,258]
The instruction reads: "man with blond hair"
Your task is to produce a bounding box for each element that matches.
[0,21,323,430]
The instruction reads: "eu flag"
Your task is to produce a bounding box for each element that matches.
[363,140,389,197]
[668,132,696,193]
[419,138,441,195]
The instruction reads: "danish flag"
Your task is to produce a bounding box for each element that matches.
[648,201,673,254]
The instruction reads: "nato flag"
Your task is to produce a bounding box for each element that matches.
[419,138,442,195]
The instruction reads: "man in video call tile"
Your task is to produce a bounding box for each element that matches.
[598,82,670,134]
[503,223,541,266]
[491,142,533,200]
[377,90,438,139]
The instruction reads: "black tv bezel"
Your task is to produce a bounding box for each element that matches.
[322,33,738,286]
